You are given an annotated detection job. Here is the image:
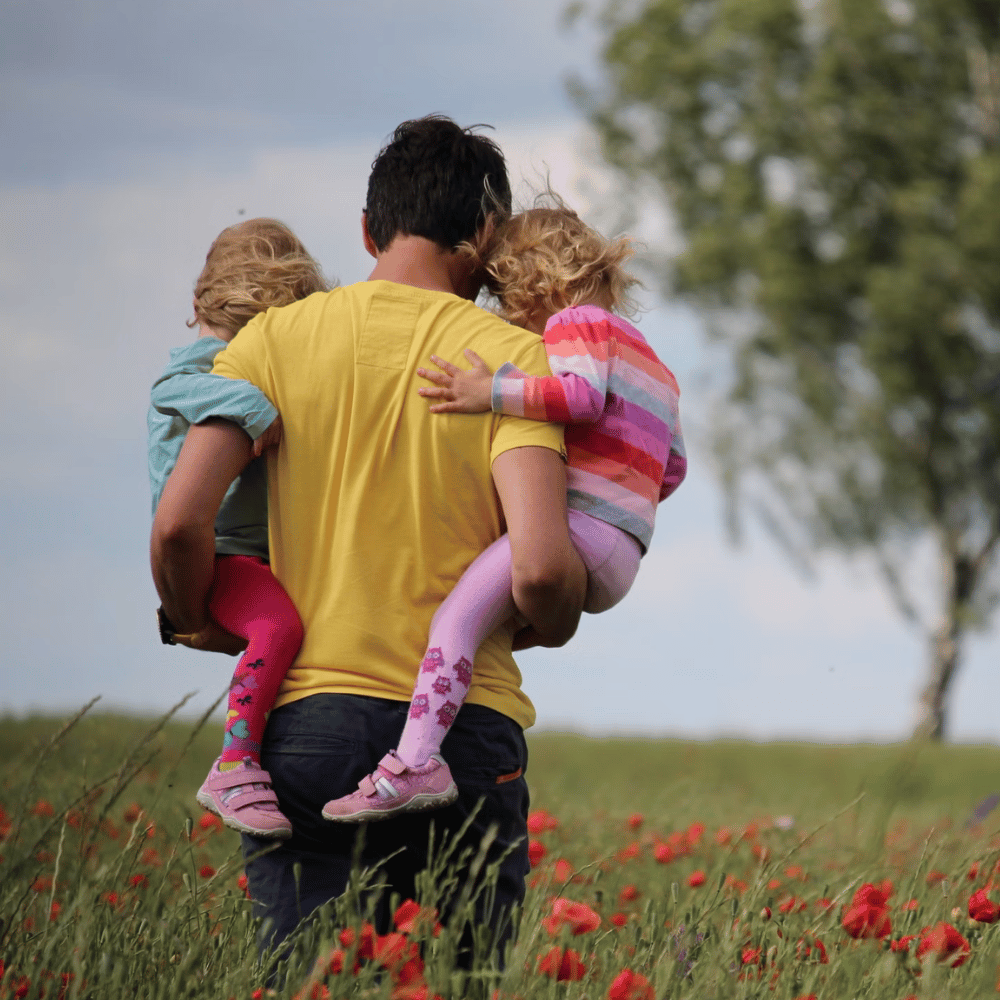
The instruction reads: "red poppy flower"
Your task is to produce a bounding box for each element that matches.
[542,897,601,936]
[537,947,586,981]
[842,882,892,939]
[611,912,628,927]
[552,859,574,883]
[237,874,249,891]
[915,922,970,967]
[779,896,807,914]
[393,900,441,936]
[686,822,705,845]
[653,844,674,864]
[687,870,706,888]
[626,813,644,830]
[796,934,828,964]
[619,884,640,903]
[616,842,641,863]
[123,803,142,823]
[198,813,223,832]
[968,888,1000,923]
[199,865,216,879]
[528,839,547,867]
[31,800,55,818]
[339,923,376,960]
[608,969,655,1000]
[526,810,559,834]
[890,935,916,952]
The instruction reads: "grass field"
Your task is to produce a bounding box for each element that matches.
[2,705,1000,999]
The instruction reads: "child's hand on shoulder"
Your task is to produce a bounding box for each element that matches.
[252,414,283,458]
[418,350,493,414]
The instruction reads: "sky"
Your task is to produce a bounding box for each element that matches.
[2,0,998,743]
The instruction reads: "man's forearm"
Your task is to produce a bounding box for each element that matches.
[492,446,587,648]
[149,418,253,635]
[511,553,587,647]
[151,522,216,634]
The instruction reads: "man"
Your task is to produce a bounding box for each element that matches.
[151,116,587,954]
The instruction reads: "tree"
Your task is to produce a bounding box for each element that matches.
[580,0,1000,738]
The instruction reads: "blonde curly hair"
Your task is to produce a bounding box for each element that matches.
[189,218,330,336]
[464,200,640,328]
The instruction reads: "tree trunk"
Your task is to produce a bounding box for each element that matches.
[911,549,974,742]
[912,612,961,742]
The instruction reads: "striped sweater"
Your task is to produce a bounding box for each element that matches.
[491,304,687,551]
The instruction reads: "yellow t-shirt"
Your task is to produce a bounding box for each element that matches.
[213,280,564,730]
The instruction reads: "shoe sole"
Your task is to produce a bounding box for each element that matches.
[321,783,459,824]
[196,790,293,840]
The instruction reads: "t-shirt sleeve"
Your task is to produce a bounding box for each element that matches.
[488,336,565,465]
[211,313,277,403]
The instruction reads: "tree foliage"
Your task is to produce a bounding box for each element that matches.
[584,0,1000,737]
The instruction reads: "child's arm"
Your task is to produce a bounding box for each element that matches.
[419,316,611,423]
[660,442,688,502]
[151,370,279,445]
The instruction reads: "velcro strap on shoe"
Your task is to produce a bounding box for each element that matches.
[358,774,377,797]
[212,767,272,790]
[378,753,407,776]
[228,789,279,808]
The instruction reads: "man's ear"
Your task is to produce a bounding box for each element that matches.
[361,211,379,259]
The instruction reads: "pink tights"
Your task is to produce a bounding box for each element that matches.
[208,555,304,770]
[396,511,642,767]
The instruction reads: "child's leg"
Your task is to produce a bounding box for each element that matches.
[566,510,642,614]
[396,534,517,768]
[321,535,516,822]
[392,514,636,773]
[197,555,303,838]
[209,555,304,769]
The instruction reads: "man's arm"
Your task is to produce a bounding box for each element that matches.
[492,447,587,647]
[150,419,253,646]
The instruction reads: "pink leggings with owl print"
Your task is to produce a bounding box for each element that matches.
[395,510,642,768]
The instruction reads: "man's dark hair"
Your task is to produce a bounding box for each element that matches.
[365,115,512,252]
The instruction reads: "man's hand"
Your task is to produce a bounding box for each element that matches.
[172,620,247,656]
[417,350,493,413]
[512,625,546,651]
[251,414,283,458]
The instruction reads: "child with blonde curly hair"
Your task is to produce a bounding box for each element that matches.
[322,202,686,822]
[149,217,328,838]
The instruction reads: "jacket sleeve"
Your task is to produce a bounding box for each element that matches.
[149,370,278,440]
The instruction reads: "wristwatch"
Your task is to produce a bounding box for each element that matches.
[157,606,178,645]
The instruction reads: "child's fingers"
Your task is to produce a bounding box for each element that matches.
[428,354,462,376]
[428,400,463,414]
[417,367,452,387]
[418,386,451,399]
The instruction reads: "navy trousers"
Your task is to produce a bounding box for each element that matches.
[241,694,531,956]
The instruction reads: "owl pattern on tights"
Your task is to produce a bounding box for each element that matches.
[435,701,458,729]
[421,648,445,673]
[452,656,472,687]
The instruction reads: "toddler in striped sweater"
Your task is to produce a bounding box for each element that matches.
[322,203,687,823]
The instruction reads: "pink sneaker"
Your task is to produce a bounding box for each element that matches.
[321,751,458,823]
[196,757,293,839]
